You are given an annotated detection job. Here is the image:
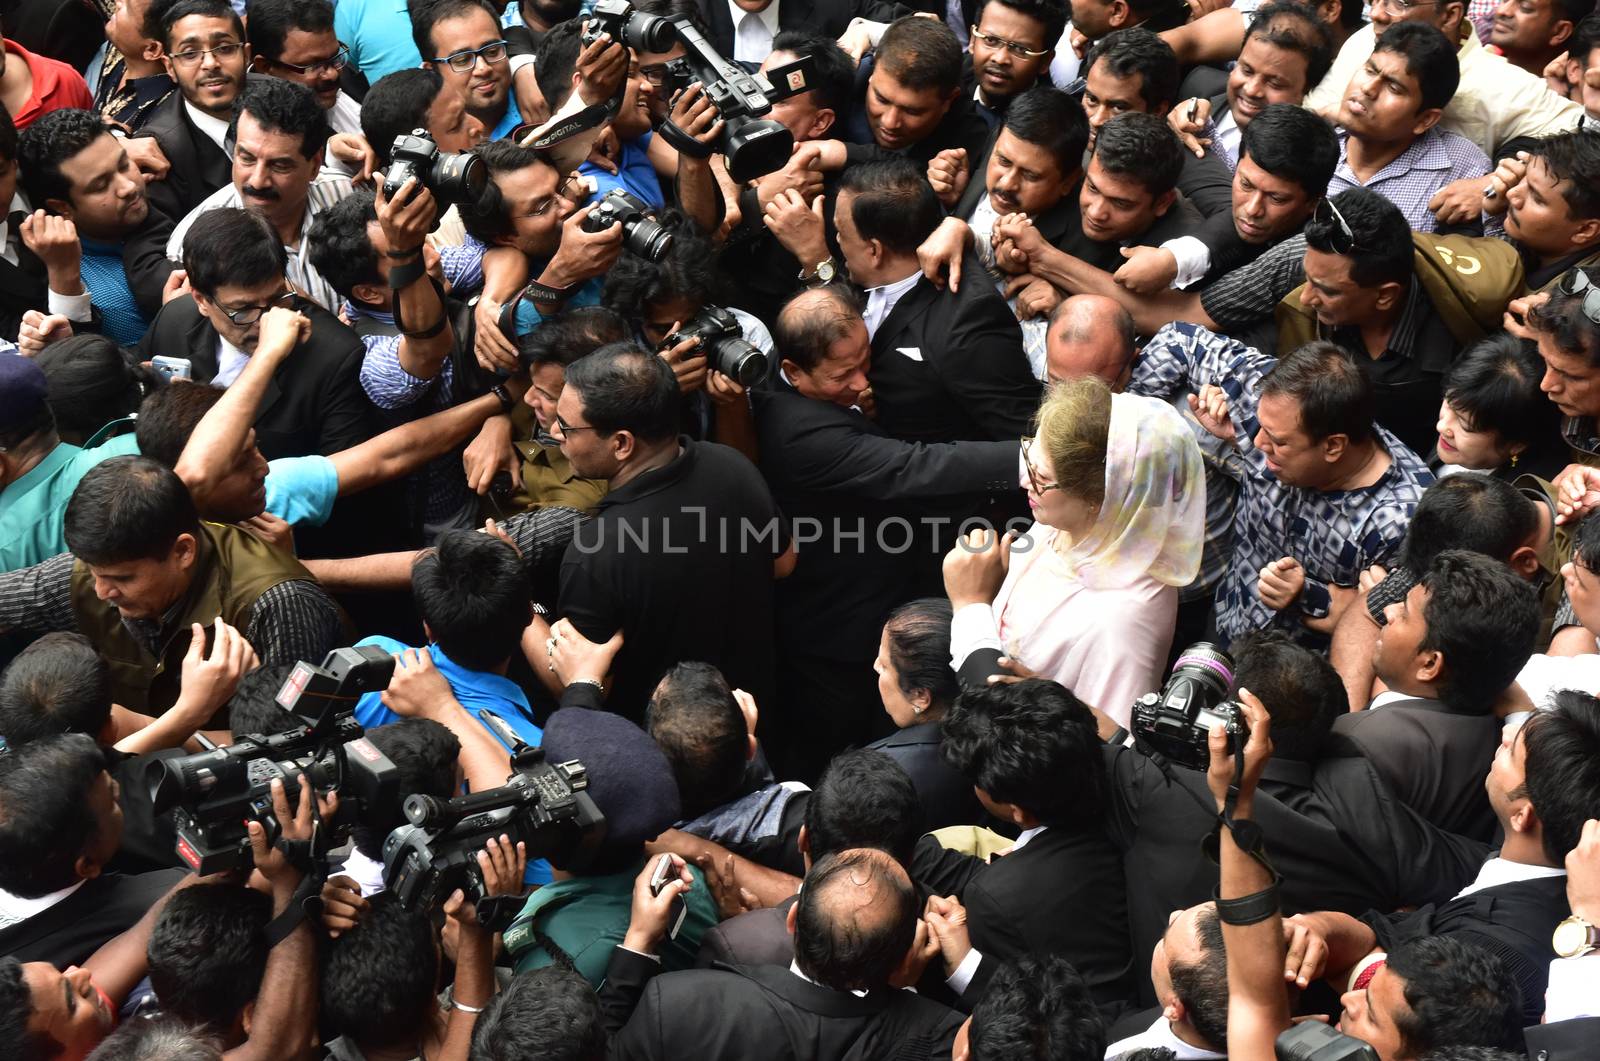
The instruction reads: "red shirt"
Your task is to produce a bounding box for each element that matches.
[5,38,94,131]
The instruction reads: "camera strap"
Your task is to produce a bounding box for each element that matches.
[656,117,714,160]
[263,869,324,947]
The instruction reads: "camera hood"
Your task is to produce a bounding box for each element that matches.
[723,118,794,184]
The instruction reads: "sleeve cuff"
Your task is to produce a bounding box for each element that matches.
[950,602,1003,669]
[945,948,983,994]
[508,52,536,75]
[48,287,93,321]
[1545,953,1600,1021]
[616,945,662,964]
[1162,235,1211,290]
[1300,578,1331,618]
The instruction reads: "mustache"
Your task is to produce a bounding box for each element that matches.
[240,185,280,200]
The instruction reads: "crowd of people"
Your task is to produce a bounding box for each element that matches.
[3,0,1600,1055]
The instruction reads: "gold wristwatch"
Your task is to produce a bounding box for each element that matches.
[800,256,837,285]
[1552,915,1599,958]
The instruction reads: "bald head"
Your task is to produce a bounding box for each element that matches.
[775,286,872,406]
[1045,295,1137,389]
[791,848,917,992]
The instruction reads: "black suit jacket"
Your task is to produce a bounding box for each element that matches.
[0,235,47,344]
[696,894,799,969]
[867,722,983,830]
[693,0,912,64]
[602,945,963,1061]
[1330,697,1500,841]
[1525,1017,1600,1060]
[913,826,1134,1012]
[0,868,187,968]
[869,251,1041,444]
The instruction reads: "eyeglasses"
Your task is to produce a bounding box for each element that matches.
[523,176,585,218]
[1372,0,1440,11]
[1313,197,1362,255]
[554,414,604,436]
[969,26,1050,59]
[272,45,350,76]
[1558,267,1600,324]
[218,288,294,325]
[169,41,244,67]
[430,40,510,72]
[1021,437,1062,495]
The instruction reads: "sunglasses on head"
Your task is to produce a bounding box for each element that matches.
[1313,197,1362,255]
[1558,267,1600,325]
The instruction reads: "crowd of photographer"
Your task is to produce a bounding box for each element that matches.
[6,0,1600,1056]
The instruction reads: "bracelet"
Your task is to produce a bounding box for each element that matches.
[568,677,605,695]
[1211,881,1281,926]
[452,1000,485,1014]
[385,246,424,259]
[491,383,516,413]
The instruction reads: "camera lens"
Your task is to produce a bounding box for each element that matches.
[622,216,674,262]
[1169,642,1235,703]
[709,336,768,386]
[626,10,677,52]
[430,151,488,205]
[723,117,794,184]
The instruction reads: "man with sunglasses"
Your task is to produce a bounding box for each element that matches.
[415,0,522,142]
[248,0,363,138]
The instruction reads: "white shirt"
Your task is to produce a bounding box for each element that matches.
[338,846,389,897]
[789,959,870,997]
[214,335,252,388]
[1514,650,1600,716]
[1369,689,1438,710]
[1105,1015,1226,1060]
[0,190,26,268]
[1211,107,1242,168]
[862,269,922,339]
[1546,953,1600,1021]
[329,89,363,136]
[0,880,85,931]
[184,100,232,152]
[945,826,1049,994]
[729,0,780,65]
[1453,856,1567,899]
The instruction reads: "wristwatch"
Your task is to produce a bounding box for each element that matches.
[1552,915,1599,958]
[800,256,838,285]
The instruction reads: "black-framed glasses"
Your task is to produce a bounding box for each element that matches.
[1559,267,1600,324]
[271,44,350,76]
[169,41,244,66]
[1314,197,1361,255]
[1021,436,1062,495]
[554,414,605,437]
[430,39,509,72]
[969,26,1050,59]
[520,175,584,218]
[218,288,294,325]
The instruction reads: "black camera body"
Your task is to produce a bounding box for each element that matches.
[582,188,674,261]
[147,647,401,875]
[385,129,488,206]
[1130,642,1247,771]
[1275,1022,1380,1060]
[663,306,768,386]
[383,742,606,922]
[582,0,676,52]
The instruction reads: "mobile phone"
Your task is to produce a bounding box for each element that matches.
[152,356,192,381]
[649,853,688,941]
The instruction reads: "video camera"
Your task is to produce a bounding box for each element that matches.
[383,726,606,927]
[385,129,487,206]
[663,306,767,386]
[147,647,400,875]
[1129,643,1248,771]
[583,0,819,183]
[1276,1022,1379,1060]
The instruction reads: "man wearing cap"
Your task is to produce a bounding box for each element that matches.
[502,707,720,986]
[0,352,139,574]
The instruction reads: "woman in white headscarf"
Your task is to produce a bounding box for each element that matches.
[951,377,1206,728]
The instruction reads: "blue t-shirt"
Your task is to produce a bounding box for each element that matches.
[580,132,663,209]
[336,0,424,82]
[265,455,340,527]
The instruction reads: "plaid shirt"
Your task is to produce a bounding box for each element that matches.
[1199,234,1309,337]
[1131,322,1435,645]
[1330,128,1496,235]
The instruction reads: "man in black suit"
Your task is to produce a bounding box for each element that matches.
[1524,817,1600,1059]
[914,679,1134,1013]
[1333,550,1542,841]
[961,0,1065,127]
[0,107,45,344]
[124,0,251,316]
[604,848,963,1060]
[754,286,1022,778]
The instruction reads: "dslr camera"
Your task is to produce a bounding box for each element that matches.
[383,733,606,925]
[1276,1022,1379,1060]
[582,0,676,52]
[385,129,488,206]
[1129,642,1247,771]
[582,188,674,261]
[147,647,401,875]
[663,306,768,387]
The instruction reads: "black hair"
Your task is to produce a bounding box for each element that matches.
[561,342,680,441]
[1164,906,1229,1051]
[875,16,963,95]
[0,633,112,747]
[224,663,305,737]
[1530,129,1600,221]
[1418,550,1541,715]
[181,208,288,298]
[837,158,944,254]
[412,530,531,671]
[1577,508,1600,571]
[1305,187,1414,288]
[1084,28,1180,113]
[411,0,500,61]
[1090,111,1184,198]
[600,215,723,326]
[974,0,1069,51]
[1122,0,1192,32]
[517,306,630,368]
[0,958,53,1061]
[1442,335,1563,462]
[16,108,114,208]
[1238,103,1339,199]
[230,75,330,161]
[135,380,225,468]
[645,663,747,821]
[802,749,922,867]
[307,188,381,301]
[34,336,155,446]
[1259,340,1376,445]
[458,139,547,247]
[1574,12,1600,63]
[1398,473,1542,573]
[533,18,583,111]
[1000,85,1090,177]
[769,31,856,115]
[320,893,440,1052]
[968,953,1108,1061]
[1243,2,1335,93]
[882,598,959,716]
[0,734,108,896]
[0,100,16,164]
[1531,267,1600,365]
[1227,631,1343,762]
[360,68,448,167]
[354,718,461,861]
[245,0,335,62]
[148,885,271,1034]
[160,0,245,50]
[1372,21,1460,114]
[64,456,200,566]
[469,967,606,1061]
[941,678,1105,827]
[1386,936,1523,1057]
[792,849,916,992]
[84,1017,223,1061]
[774,285,865,374]
[1414,1049,1533,1061]
[1520,689,1600,865]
